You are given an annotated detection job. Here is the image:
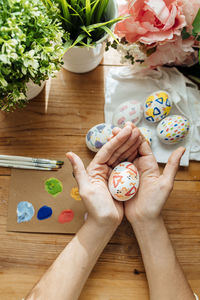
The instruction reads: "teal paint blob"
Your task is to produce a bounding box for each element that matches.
[17,201,35,224]
[37,206,52,220]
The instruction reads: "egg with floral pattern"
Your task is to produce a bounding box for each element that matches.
[112,100,143,128]
[86,123,115,152]
[108,162,139,201]
[157,115,190,144]
[144,91,172,123]
[138,127,152,145]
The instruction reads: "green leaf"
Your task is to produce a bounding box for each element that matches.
[181,27,191,40]
[101,25,118,42]
[96,0,109,23]
[192,8,200,34]
[70,32,87,48]
[85,0,91,25]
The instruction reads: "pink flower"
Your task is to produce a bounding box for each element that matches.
[115,0,186,45]
[146,36,198,67]
[182,0,200,28]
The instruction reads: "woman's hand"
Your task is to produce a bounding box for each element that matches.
[125,140,185,225]
[66,125,142,229]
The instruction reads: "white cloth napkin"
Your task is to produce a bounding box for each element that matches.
[104,66,200,166]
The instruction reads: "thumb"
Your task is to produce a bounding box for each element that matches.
[66,152,88,188]
[163,147,185,183]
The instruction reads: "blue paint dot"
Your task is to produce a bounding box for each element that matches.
[87,130,93,141]
[111,125,115,129]
[17,201,35,224]
[96,124,105,132]
[160,130,164,134]
[165,138,168,140]
[176,135,180,138]
[95,140,104,149]
[37,206,52,220]
[174,124,178,127]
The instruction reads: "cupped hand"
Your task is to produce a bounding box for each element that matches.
[125,140,185,225]
[66,125,142,228]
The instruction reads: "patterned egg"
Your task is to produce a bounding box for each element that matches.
[144,90,172,123]
[157,115,190,144]
[138,127,152,145]
[108,162,139,201]
[86,123,115,152]
[112,100,143,128]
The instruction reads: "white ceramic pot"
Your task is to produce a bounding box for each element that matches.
[62,0,118,73]
[26,81,46,100]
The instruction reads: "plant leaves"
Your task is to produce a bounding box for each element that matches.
[192,8,200,34]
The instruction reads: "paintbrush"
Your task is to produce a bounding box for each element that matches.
[0,155,64,165]
[0,162,59,171]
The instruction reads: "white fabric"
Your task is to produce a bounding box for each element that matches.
[194,294,199,300]
[104,66,200,166]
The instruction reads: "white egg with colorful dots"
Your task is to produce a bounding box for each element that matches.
[157,115,190,144]
[144,90,172,123]
[108,162,139,202]
[86,123,115,152]
[112,100,143,128]
[138,127,152,145]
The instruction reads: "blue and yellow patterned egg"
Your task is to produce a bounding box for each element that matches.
[144,91,172,123]
[86,123,115,152]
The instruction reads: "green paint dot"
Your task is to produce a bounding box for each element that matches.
[45,178,63,197]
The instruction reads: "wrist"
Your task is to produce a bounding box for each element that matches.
[85,216,119,237]
[130,214,164,234]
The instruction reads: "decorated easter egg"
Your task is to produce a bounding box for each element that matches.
[157,115,190,144]
[144,90,172,123]
[138,127,152,145]
[108,162,139,201]
[86,123,115,152]
[112,100,143,128]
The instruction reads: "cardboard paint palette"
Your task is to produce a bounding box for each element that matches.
[7,159,88,234]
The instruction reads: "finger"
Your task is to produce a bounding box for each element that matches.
[138,140,154,156]
[125,121,136,129]
[66,152,88,187]
[108,123,134,141]
[92,125,132,164]
[163,147,185,183]
[128,149,138,163]
[111,135,142,167]
[107,128,140,166]
[107,127,121,141]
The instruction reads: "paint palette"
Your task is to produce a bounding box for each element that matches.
[7,159,88,234]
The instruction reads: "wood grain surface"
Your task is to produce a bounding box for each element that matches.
[0,50,199,300]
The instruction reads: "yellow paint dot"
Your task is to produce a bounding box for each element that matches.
[70,187,82,201]
[166,133,171,137]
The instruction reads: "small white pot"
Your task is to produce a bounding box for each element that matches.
[62,0,118,74]
[26,81,45,100]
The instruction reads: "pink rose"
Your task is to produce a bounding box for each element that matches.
[146,36,198,67]
[115,0,186,44]
[182,0,200,28]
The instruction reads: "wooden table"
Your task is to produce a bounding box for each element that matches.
[0,51,200,300]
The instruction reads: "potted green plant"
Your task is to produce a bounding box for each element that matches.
[43,0,122,73]
[0,0,64,111]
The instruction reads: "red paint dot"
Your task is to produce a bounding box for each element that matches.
[58,210,74,224]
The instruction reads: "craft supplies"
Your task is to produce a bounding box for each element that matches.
[86,123,115,152]
[112,100,143,128]
[0,155,64,170]
[157,115,190,144]
[108,162,139,201]
[144,91,172,123]
[138,127,152,145]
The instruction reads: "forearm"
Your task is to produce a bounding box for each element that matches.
[132,216,194,300]
[25,218,117,300]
